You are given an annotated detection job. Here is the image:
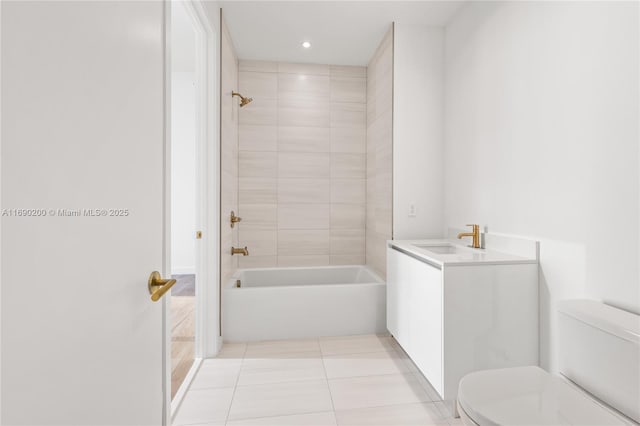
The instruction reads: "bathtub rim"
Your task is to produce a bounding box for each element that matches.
[226,264,384,289]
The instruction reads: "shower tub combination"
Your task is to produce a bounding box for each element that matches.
[223,265,386,342]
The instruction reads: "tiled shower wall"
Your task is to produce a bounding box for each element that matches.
[220,19,239,284]
[366,27,394,278]
[237,61,367,268]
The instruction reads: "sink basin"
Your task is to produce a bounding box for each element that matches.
[413,244,459,254]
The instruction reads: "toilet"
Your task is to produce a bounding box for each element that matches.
[457,300,640,425]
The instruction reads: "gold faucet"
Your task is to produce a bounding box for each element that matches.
[231,246,249,256]
[457,224,481,248]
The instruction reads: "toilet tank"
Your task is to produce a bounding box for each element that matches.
[558,300,640,423]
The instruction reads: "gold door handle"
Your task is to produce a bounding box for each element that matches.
[148,271,177,302]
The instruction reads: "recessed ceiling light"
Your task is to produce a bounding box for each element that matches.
[301,41,311,49]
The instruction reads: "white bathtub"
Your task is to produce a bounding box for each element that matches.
[223,265,386,342]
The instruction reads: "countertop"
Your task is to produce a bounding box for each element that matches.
[389,239,538,267]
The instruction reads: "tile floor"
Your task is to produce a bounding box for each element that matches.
[173,334,462,426]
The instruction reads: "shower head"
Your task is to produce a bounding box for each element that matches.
[232,91,253,107]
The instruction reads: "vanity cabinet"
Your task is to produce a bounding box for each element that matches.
[387,243,538,404]
[387,247,443,393]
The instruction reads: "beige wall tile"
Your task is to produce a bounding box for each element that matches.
[331,153,365,178]
[239,98,277,126]
[278,178,330,204]
[221,169,238,201]
[279,98,330,128]
[330,65,366,78]
[278,62,329,75]
[239,71,278,99]
[375,208,393,237]
[278,256,331,267]
[239,204,277,229]
[239,152,277,178]
[330,77,366,103]
[330,255,366,265]
[239,60,278,73]
[366,233,388,278]
[233,60,370,269]
[330,127,366,153]
[278,126,330,153]
[239,178,277,204]
[330,229,365,255]
[366,28,393,278]
[238,255,277,269]
[278,204,330,230]
[331,179,366,204]
[278,74,330,101]
[278,230,330,256]
[239,229,277,256]
[279,152,330,178]
[330,204,365,229]
[239,125,277,152]
[220,20,239,283]
[330,102,366,128]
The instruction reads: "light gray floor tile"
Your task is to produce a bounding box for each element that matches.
[328,373,430,411]
[245,339,320,357]
[319,335,396,356]
[413,372,443,402]
[239,352,326,386]
[227,411,337,426]
[172,387,234,425]
[228,379,333,420]
[189,359,241,390]
[335,402,449,426]
[323,350,410,379]
[217,343,247,359]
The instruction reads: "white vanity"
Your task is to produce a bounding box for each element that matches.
[387,234,539,408]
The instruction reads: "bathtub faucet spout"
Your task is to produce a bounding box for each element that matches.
[231,246,249,256]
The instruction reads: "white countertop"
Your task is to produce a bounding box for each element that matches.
[389,239,538,267]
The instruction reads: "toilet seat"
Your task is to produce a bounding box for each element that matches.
[457,366,630,426]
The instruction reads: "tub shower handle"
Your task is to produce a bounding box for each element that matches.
[231,246,249,256]
[230,211,242,228]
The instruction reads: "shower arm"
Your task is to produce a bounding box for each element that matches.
[232,91,253,107]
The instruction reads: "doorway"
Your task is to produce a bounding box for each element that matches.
[170,0,198,400]
[166,0,220,419]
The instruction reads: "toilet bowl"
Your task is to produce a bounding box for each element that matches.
[457,300,640,426]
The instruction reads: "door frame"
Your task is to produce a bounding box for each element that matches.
[164,0,220,422]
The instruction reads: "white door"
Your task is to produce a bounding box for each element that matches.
[2,1,167,424]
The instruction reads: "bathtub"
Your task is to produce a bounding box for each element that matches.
[223,265,386,342]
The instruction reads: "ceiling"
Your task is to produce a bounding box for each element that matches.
[219,1,466,66]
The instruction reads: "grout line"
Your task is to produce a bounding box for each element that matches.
[319,338,337,416]
[320,348,399,357]
[223,342,248,424]
[226,409,335,425]
[325,371,420,384]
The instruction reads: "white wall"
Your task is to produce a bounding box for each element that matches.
[444,1,639,371]
[171,71,197,274]
[393,24,444,240]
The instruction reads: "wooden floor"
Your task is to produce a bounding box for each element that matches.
[171,275,195,399]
